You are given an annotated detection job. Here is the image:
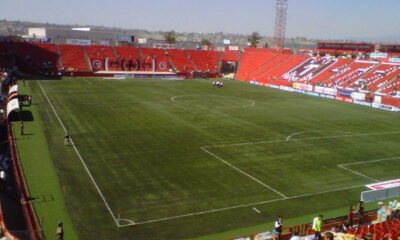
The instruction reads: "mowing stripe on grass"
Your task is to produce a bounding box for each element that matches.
[37,80,120,227]
[200,146,287,198]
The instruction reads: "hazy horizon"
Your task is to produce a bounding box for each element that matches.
[1,0,400,41]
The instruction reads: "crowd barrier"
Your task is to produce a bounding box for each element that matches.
[6,122,44,240]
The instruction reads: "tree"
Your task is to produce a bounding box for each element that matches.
[164,31,176,44]
[248,31,261,47]
[200,38,211,46]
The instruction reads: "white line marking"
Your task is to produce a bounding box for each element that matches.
[206,131,400,148]
[340,156,400,166]
[337,165,379,182]
[37,81,120,227]
[201,147,287,198]
[285,130,352,141]
[338,156,400,183]
[120,184,365,227]
[117,218,136,226]
[83,79,93,85]
[252,207,261,213]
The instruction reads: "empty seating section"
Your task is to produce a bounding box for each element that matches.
[167,49,193,72]
[283,57,336,83]
[311,58,352,85]
[10,42,59,72]
[222,51,239,62]
[235,48,278,80]
[115,46,140,59]
[140,48,170,72]
[114,46,140,71]
[186,50,219,71]
[59,44,90,72]
[248,53,285,79]
[86,45,114,60]
[261,54,308,82]
[379,78,400,95]
[367,65,400,91]
[329,61,377,88]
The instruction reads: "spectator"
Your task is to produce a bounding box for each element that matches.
[272,216,283,240]
[0,168,6,192]
[56,222,63,240]
[20,121,24,135]
[393,200,400,219]
[358,200,364,225]
[348,206,354,227]
[377,202,388,222]
[289,231,300,240]
[312,214,323,240]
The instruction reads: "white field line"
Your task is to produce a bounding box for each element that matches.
[285,130,352,141]
[206,131,400,148]
[339,156,400,166]
[337,165,379,182]
[37,81,120,227]
[337,156,400,183]
[252,207,261,213]
[83,79,93,85]
[121,136,400,227]
[122,184,365,227]
[117,218,136,227]
[200,147,287,198]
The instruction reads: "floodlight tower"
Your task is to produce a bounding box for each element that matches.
[273,0,288,48]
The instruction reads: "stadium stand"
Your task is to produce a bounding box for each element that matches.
[139,48,171,72]
[260,54,308,83]
[222,50,239,62]
[186,49,219,72]
[235,48,279,80]
[59,44,90,72]
[167,49,194,72]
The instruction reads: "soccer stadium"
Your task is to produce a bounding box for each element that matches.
[1,1,400,240]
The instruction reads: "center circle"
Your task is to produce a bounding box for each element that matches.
[171,94,255,108]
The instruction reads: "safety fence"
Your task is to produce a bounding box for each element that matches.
[5,121,44,240]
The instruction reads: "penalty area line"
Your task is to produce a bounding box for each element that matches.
[119,184,365,227]
[200,147,287,198]
[37,80,120,227]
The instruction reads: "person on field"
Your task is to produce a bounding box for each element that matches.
[64,132,70,145]
[312,215,323,240]
[20,121,24,135]
[56,222,63,240]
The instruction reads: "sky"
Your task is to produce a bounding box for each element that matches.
[1,0,400,41]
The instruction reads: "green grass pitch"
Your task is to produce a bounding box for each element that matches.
[17,77,400,239]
